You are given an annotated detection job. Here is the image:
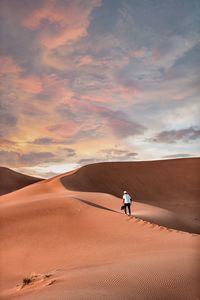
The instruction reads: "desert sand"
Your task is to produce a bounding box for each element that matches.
[0,158,199,300]
[0,167,43,196]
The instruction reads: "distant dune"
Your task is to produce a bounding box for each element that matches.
[0,167,43,196]
[0,158,199,300]
[61,158,200,219]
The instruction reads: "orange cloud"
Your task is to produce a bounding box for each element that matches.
[0,138,16,147]
[0,56,23,75]
[78,55,95,66]
[48,121,80,138]
[40,25,88,50]
[22,0,102,49]
[42,74,74,101]
[118,85,140,98]
[15,76,43,94]
[82,94,115,104]
[22,2,66,30]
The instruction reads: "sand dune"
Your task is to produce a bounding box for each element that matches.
[0,158,199,299]
[61,158,200,219]
[0,167,43,196]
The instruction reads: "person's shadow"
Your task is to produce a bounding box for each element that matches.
[73,197,121,214]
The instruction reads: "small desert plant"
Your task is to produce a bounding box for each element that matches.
[20,272,53,289]
[22,277,32,287]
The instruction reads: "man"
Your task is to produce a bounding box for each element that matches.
[122,191,132,216]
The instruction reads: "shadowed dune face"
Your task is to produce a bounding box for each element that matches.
[61,158,200,218]
[0,167,43,196]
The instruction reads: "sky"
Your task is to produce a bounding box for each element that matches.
[0,0,200,178]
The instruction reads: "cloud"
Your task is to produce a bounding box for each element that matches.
[16,162,79,178]
[41,74,74,102]
[78,158,104,165]
[78,55,95,66]
[73,101,146,139]
[15,76,43,94]
[0,150,20,166]
[81,94,115,104]
[55,103,76,120]
[63,148,76,157]
[114,75,140,99]
[0,150,57,167]
[0,56,23,75]
[101,148,138,160]
[151,127,200,144]
[31,137,57,145]
[22,0,102,49]
[0,0,199,175]
[129,48,148,59]
[78,148,138,166]
[0,109,17,127]
[0,55,43,97]
[109,118,145,137]
[40,27,88,50]
[20,151,56,165]
[63,99,147,140]
[57,126,103,144]
[151,35,200,70]
[100,109,146,138]
[30,138,76,155]
[48,120,80,138]
[0,138,16,146]
[0,100,18,137]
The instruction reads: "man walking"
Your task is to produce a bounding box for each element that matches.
[122,191,132,216]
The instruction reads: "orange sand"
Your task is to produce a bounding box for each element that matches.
[61,158,200,219]
[0,158,199,299]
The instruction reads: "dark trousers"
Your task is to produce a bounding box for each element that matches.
[124,203,131,215]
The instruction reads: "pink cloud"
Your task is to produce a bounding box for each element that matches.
[42,74,74,100]
[78,55,95,66]
[69,99,108,114]
[82,94,115,104]
[152,48,162,61]
[69,100,146,138]
[15,76,43,94]
[40,25,88,50]
[22,0,102,49]
[0,57,44,97]
[22,3,66,30]
[0,138,16,147]
[118,85,140,98]
[48,120,80,138]
[115,78,140,100]
[0,56,23,75]
[129,49,147,59]
[106,117,145,138]
[78,54,129,68]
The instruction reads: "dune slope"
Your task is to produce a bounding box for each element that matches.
[0,162,200,300]
[0,165,200,299]
[61,158,200,218]
[0,167,43,196]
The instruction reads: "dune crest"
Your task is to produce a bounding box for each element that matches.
[61,158,200,219]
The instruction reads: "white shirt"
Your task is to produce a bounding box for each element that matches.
[123,193,132,204]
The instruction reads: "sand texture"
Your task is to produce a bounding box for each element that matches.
[0,158,199,299]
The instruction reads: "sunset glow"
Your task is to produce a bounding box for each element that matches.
[0,0,199,177]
